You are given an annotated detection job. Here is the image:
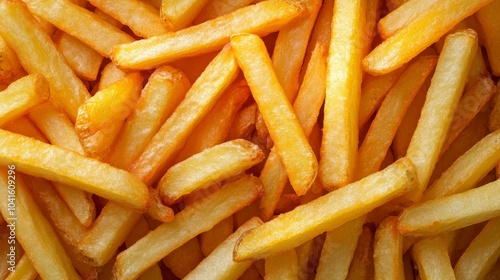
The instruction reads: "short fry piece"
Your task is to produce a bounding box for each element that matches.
[160,0,210,30]
[476,0,500,76]
[265,249,299,280]
[412,237,456,280]
[373,216,404,280]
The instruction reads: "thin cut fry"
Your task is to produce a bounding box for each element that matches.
[160,0,210,30]
[112,0,304,69]
[412,237,456,280]
[373,216,404,280]
[476,0,500,76]
[192,0,253,24]
[0,36,21,84]
[5,254,37,280]
[265,249,299,280]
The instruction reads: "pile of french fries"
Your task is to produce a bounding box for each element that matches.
[0,0,499,279]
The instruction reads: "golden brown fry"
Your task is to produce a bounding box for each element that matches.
[346,226,374,280]
[192,0,252,24]
[265,249,299,280]
[0,36,21,84]
[490,82,500,132]
[476,0,500,76]
[5,254,37,280]
[146,188,175,223]
[200,216,234,256]
[160,0,210,30]
[112,0,304,69]
[373,217,404,280]
[227,103,257,141]
[96,62,127,91]
[412,237,455,280]
[163,237,204,278]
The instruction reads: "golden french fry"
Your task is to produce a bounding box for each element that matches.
[113,175,263,280]
[0,0,90,121]
[399,178,500,237]
[160,0,210,30]
[5,254,37,280]
[363,0,490,74]
[200,216,234,256]
[265,249,299,280]
[373,216,404,280]
[112,0,304,69]
[4,116,46,142]
[234,158,416,261]
[412,237,455,280]
[346,226,374,280]
[146,188,175,223]
[192,0,253,24]
[0,36,21,84]
[319,0,366,190]
[386,0,407,11]
[476,0,500,76]
[163,237,204,279]
[231,33,317,196]
[490,82,500,132]
[227,103,257,141]
[96,62,127,91]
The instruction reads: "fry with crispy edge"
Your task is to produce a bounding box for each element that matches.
[401,29,478,202]
[0,129,149,212]
[159,139,264,205]
[454,217,500,280]
[160,0,210,30]
[373,216,404,280]
[412,237,455,280]
[0,74,49,127]
[5,254,38,280]
[234,158,416,261]
[231,33,317,196]
[0,169,81,280]
[112,0,304,70]
[192,0,253,24]
[363,0,491,74]
[184,217,262,279]
[265,249,299,280]
[357,56,437,179]
[476,0,500,76]
[319,0,366,190]
[399,178,500,237]
[113,175,263,280]
[0,36,21,84]
[0,0,90,121]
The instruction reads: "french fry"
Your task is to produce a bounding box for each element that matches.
[129,45,239,185]
[112,0,304,69]
[373,216,404,280]
[0,169,81,280]
[0,129,149,212]
[412,237,455,280]
[113,175,263,280]
[0,0,90,121]
[163,237,204,278]
[23,0,134,57]
[0,36,21,84]
[319,0,366,189]
[0,74,49,127]
[231,33,317,196]
[476,0,500,76]
[363,0,490,74]
[399,178,500,237]
[94,7,123,29]
[4,116,46,142]
[296,239,314,280]
[234,158,416,261]
[401,29,478,202]
[192,0,253,24]
[96,62,127,92]
[234,200,260,229]
[265,249,299,280]
[160,0,210,30]
[454,217,500,280]
[238,264,262,280]
[200,216,234,256]
[146,188,174,223]
[5,254,37,280]
[486,259,500,280]
[490,82,500,132]
[316,216,365,280]
[346,226,374,280]
[227,103,257,141]
[357,56,437,179]
[423,129,500,201]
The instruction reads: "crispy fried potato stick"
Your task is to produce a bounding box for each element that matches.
[412,237,455,280]
[346,226,374,280]
[5,254,37,280]
[363,0,491,74]
[113,176,263,280]
[373,217,404,280]
[0,0,90,121]
[192,0,253,24]
[476,0,500,76]
[0,169,81,280]
[265,249,299,280]
[0,36,21,84]
[319,0,366,190]
[160,0,210,30]
[0,129,149,212]
[112,0,304,69]
[231,33,317,196]
[163,237,204,278]
[234,158,416,261]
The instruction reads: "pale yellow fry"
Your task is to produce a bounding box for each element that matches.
[265,249,299,280]
[402,29,478,202]
[399,178,500,237]
[234,158,416,261]
[0,129,149,212]
[5,254,37,280]
[107,66,190,169]
[89,0,169,38]
[160,0,210,30]
[319,0,366,190]
[0,36,21,84]
[316,216,365,280]
[423,129,500,201]
[0,1,89,121]
[113,176,263,280]
[23,0,133,57]
[0,74,49,127]
[129,45,239,185]
[0,169,81,280]
[184,217,262,280]
[412,237,455,280]
[231,33,317,196]
[112,0,304,70]
[476,0,500,76]
[454,217,500,280]
[373,216,404,280]
[192,0,253,24]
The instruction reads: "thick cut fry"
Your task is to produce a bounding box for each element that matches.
[0,36,21,84]
[185,217,262,280]
[357,56,437,179]
[192,0,252,24]
[0,74,49,127]
[412,237,456,280]
[163,237,204,278]
[112,0,304,69]
[0,129,149,212]
[454,217,500,280]
[423,129,500,201]
[160,0,210,30]
[319,0,366,189]
[200,216,234,256]
[89,0,169,38]
[346,226,375,280]
[0,1,90,121]
[363,0,491,74]
[234,158,416,261]
[373,216,404,280]
[113,176,263,280]
[265,249,299,280]
[0,170,81,280]
[231,33,317,196]
[23,0,133,57]
[5,254,37,280]
[316,216,365,280]
[129,45,239,185]
[107,66,190,169]
[476,0,500,75]
[399,178,500,236]
[401,30,478,202]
